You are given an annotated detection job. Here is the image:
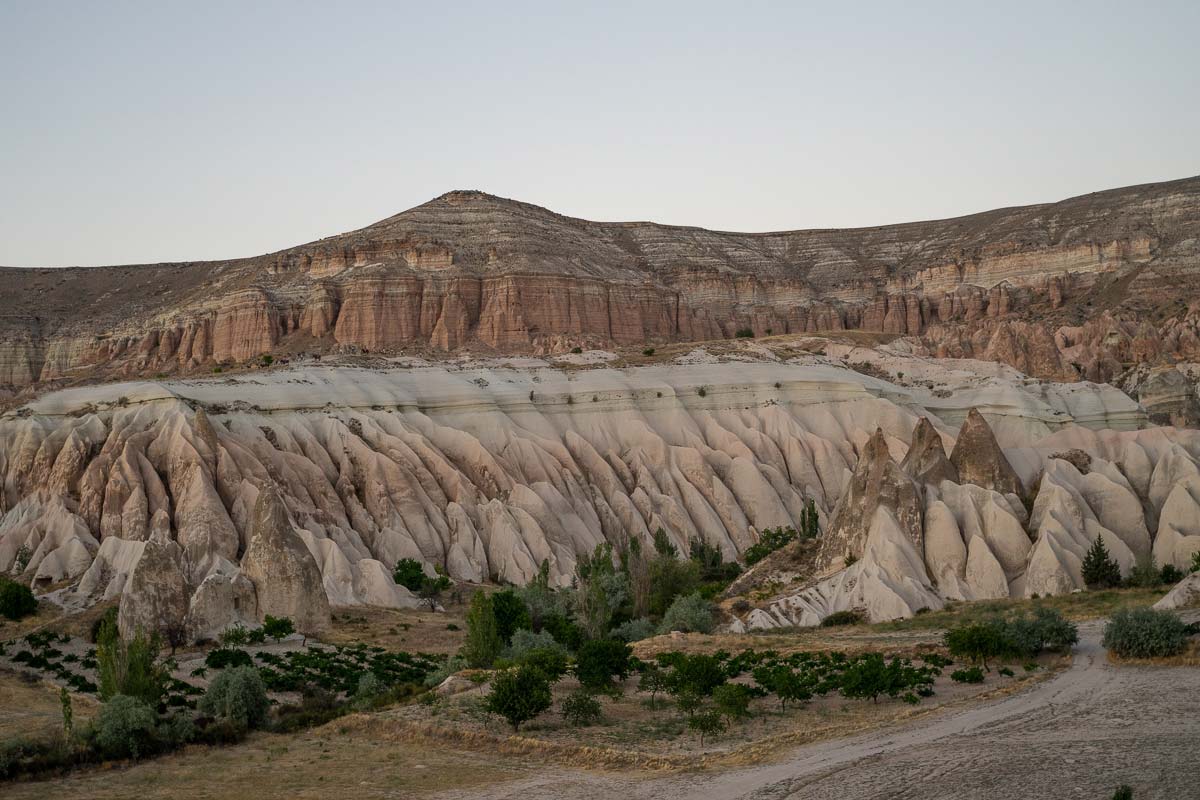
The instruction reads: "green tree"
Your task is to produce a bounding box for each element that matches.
[561,689,603,726]
[1126,554,1162,588]
[688,710,726,744]
[1191,550,1200,574]
[491,589,532,643]
[662,653,726,700]
[647,555,701,617]
[1081,536,1122,589]
[712,683,752,722]
[0,577,37,620]
[96,618,168,706]
[658,592,715,634]
[392,558,426,591]
[199,666,270,730]
[572,543,629,639]
[462,592,503,668]
[94,695,158,759]
[575,639,632,691]
[418,569,453,612]
[801,497,820,540]
[839,654,908,704]
[485,665,553,732]
[753,665,811,710]
[744,527,798,565]
[638,663,668,706]
[944,620,1010,670]
[262,615,294,642]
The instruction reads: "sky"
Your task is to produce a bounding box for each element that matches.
[1,1,1198,267]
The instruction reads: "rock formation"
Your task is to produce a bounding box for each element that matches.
[950,409,1026,501]
[240,488,331,633]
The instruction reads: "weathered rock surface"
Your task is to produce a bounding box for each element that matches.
[117,510,189,639]
[950,409,1027,501]
[240,488,331,633]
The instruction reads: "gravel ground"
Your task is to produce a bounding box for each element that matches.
[440,618,1199,800]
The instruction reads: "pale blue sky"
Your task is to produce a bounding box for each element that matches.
[2,1,1198,266]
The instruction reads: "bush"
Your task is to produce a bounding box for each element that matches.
[1112,786,1133,800]
[491,589,532,644]
[734,328,754,338]
[0,577,37,620]
[998,666,1014,676]
[661,652,726,699]
[1103,607,1189,659]
[1082,536,1122,589]
[520,647,570,681]
[1126,554,1162,588]
[945,621,1010,668]
[219,624,250,646]
[262,615,295,642]
[611,618,655,643]
[744,527,799,566]
[648,556,701,617]
[90,606,119,643]
[485,666,553,732]
[839,654,911,703]
[1192,551,1200,574]
[1004,607,1078,657]
[199,666,270,730]
[820,610,863,628]
[575,639,632,691]
[506,628,562,659]
[658,592,714,634]
[355,671,385,701]
[561,689,603,726]
[950,666,985,684]
[205,647,253,670]
[94,695,159,759]
[642,347,655,357]
[1160,563,1184,585]
[392,558,425,591]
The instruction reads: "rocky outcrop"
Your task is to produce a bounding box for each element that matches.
[900,417,958,486]
[950,409,1026,501]
[117,510,189,639]
[3,177,1200,393]
[240,488,331,633]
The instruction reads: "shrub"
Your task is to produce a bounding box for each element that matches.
[950,667,985,684]
[506,628,562,659]
[839,654,910,703]
[659,593,714,634]
[205,647,253,670]
[944,620,1010,669]
[1126,554,1162,588]
[423,655,466,688]
[520,647,570,681]
[752,664,812,710]
[1103,607,1189,659]
[1082,536,1122,589]
[611,618,655,643]
[199,666,270,730]
[661,652,726,699]
[96,619,168,706]
[462,592,503,668]
[1112,786,1133,800]
[561,689,603,726]
[648,556,701,617]
[219,624,250,646]
[642,347,655,356]
[1003,607,1078,657]
[1192,550,1200,574]
[90,606,119,643]
[0,577,37,620]
[575,639,632,691]
[820,610,863,628]
[392,558,425,591]
[688,710,726,744]
[712,683,752,721]
[998,666,1014,676]
[417,570,453,611]
[744,527,798,566]
[1160,563,1184,585]
[485,666,553,732]
[734,328,754,338]
[262,615,295,642]
[355,671,385,700]
[94,695,158,759]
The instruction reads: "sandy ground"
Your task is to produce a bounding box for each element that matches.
[436,617,1200,800]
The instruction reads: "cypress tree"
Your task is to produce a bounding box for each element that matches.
[1081,536,1122,589]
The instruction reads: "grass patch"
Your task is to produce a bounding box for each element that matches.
[872,588,1168,632]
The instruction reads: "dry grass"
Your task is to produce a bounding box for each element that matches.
[317,603,470,655]
[0,670,99,741]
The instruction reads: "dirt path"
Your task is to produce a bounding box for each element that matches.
[442,618,1199,800]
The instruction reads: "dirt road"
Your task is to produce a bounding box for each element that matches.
[444,619,1198,800]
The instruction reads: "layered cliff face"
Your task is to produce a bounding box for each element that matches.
[2,345,1198,634]
[4,177,1200,394]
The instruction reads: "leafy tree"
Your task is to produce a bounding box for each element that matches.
[94,695,158,759]
[652,528,678,558]
[491,589,532,643]
[199,666,270,730]
[462,592,503,668]
[220,624,250,646]
[262,615,295,642]
[520,647,570,681]
[12,544,31,574]
[638,663,668,706]
[1082,536,1122,589]
[753,665,811,710]
[96,618,168,706]
[1103,607,1189,659]
[561,689,603,726]
[658,592,715,634]
[575,639,632,691]
[689,539,741,583]
[944,620,1010,669]
[839,653,908,703]
[393,558,426,591]
[60,687,73,739]
[620,537,653,618]
[418,569,453,612]
[662,652,726,699]
[507,628,563,659]
[800,497,820,540]
[541,613,584,652]
[647,555,701,617]
[712,683,752,721]
[688,710,726,744]
[572,545,630,640]
[612,617,655,642]
[518,560,565,632]
[0,577,37,620]
[485,665,553,732]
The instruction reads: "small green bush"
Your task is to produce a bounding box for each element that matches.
[712,683,752,721]
[1160,563,1184,585]
[1103,607,1189,659]
[519,647,570,681]
[1126,555,1162,588]
[658,593,714,634]
[998,666,1014,677]
[94,695,158,759]
[506,628,562,659]
[820,610,863,628]
[262,615,295,642]
[744,526,799,566]
[0,577,37,621]
[205,647,253,670]
[199,666,270,730]
[611,617,655,643]
[575,639,632,691]
[734,328,754,338]
[642,347,655,356]
[571,347,583,354]
[219,624,250,646]
[688,709,726,744]
[1112,785,1133,800]
[392,558,425,591]
[561,689,603,726]
[950,666,985,684]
